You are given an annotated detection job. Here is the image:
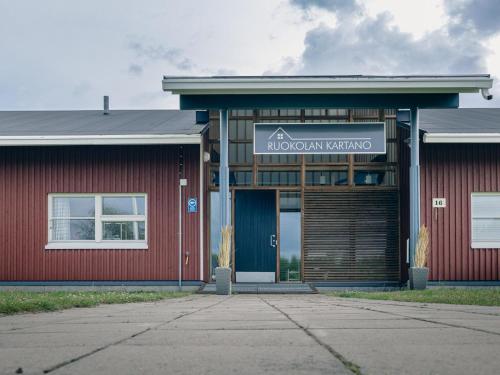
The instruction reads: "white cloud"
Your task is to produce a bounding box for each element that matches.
[283,0,500,107]
[0,0,498,109]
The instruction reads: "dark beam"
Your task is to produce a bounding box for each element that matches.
[180,93,459,110]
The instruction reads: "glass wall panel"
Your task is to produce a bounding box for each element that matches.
[305,154,348,163]
[305,170,348,186]
[304,109,326,116]
[258,170,300,186]
[353,108,379,117]
[279,109,301,116]
[230,109,253,117]
[259,109,279,117]
[211,169,252,186]
[354,143,396,163]
[229,143,253,164]
[279,192,301,282]
[210,143,220,163]
[354,170,396,186]
[229,120,253,141]
[257,154,299,164]
[209,121,220,140]
[327,109,349,116]
[386,118,397,139]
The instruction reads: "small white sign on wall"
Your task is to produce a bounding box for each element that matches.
[432,198,447,208]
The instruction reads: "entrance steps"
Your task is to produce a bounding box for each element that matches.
[198,283,317,294]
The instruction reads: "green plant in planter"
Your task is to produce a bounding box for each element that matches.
[216,225,232,295]
[411,225,430,290]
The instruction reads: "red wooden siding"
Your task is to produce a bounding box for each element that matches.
[0,145,201,281]
[421,143,500,281]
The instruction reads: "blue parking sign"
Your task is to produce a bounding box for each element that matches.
[187,198,198,213]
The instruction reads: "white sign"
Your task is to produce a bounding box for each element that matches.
[432,198,446,208]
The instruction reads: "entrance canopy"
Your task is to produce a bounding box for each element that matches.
[163,75,493,109]
[162,74,493,280]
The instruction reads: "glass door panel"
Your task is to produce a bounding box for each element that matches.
[279,192,301,282]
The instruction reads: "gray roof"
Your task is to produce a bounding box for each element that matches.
[419,108,500,134]
[0,110,206,136]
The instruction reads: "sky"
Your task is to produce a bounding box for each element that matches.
[1,0,499,110]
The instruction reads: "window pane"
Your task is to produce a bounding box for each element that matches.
[305,171,348,186]
[354,153,388,163]
[279,211,301,282]
[305,154,348,163]
[229,143,252,164]
[258,171,301,186]
[280,192,301,211]
[102,196,145,215]
[52,197,94,218]
[472,195,500,217]
[257,154,299,164]
[52,219,95,240]
[103,221,145,240]
[211,170,253,186]
[354,170,396,186]
[472,219,500,242]
[231,171,252,186]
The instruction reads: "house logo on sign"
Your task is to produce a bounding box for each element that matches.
[187,198,198,213]
[269,127,293,141]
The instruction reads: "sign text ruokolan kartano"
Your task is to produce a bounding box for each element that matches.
[253,122,386,155]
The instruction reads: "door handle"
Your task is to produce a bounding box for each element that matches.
[270,234,276,248]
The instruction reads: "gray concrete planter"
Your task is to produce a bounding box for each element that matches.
[410,267,429,290]
[215,267,232,295]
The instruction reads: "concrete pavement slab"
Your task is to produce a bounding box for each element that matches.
[51,343,352,375]
[310,327,500,375]
[0,347,96,375]
[1,293,499,375]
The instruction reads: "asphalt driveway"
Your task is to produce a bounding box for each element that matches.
[1,294,499,375]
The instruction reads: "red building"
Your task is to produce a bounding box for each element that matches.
[416,109,500,282]
[0,97,499,288]
[0,110,208,288]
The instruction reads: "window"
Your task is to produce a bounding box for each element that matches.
[471,193,500,248]
[257,170,301,186]
[46,194,147,249]
[306,170,348,186]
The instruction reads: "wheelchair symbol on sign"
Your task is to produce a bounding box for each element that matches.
[187,198,198,213]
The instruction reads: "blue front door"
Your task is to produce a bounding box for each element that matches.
[235,190,277,282]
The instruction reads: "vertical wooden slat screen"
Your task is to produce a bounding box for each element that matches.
[303,190,400,281]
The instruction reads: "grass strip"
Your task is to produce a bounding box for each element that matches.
[327,288,500,306]
[0,291,191,315]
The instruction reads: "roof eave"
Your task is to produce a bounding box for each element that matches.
[162,76,493,95]
[423,133,500,143]
[0,134,202,147]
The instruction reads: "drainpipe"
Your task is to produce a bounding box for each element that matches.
[179,178,187,289]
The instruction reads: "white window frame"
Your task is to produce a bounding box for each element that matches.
[471,192,500,249]
[46,193,148,249]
